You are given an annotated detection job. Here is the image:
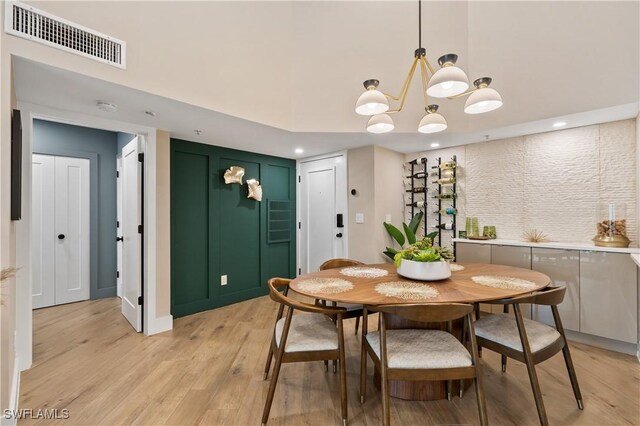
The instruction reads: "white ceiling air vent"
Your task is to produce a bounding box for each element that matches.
[4,1,126,69]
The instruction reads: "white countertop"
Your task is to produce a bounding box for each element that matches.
[453,238,640,254]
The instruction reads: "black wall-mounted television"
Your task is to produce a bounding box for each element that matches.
[11,109,22,221]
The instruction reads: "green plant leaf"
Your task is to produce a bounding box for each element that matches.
[383,222,405,247]
[383,249,397,260]
[403,223,416,245]
[425,231,439,243]
[408,212,424,234]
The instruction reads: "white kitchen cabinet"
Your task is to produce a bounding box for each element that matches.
[456,243,491,263]
[579,251,637,343]
[531,248,580,331]
[491,245,532,317]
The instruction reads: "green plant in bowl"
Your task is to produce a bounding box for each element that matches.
[393,236,454,267]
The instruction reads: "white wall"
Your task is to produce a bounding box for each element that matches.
[407,119,638,246]
[348,146,405,264]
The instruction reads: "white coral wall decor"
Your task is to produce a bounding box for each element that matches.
[246,178,263,201]
[223,166,245,184]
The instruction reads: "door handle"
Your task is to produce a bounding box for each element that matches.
[116,237,124,242]
[58,234,65,240]
[336,233,343,238]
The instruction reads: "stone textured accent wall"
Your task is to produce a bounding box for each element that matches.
[407,118,637,247]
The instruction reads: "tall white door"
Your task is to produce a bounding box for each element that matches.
[31,154,90,308]
[121,137,143,332]
[116,156,123,298]
[299,154,347,274]
[31,155,56,309]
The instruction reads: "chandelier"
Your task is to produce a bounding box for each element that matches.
[355,0,503,134]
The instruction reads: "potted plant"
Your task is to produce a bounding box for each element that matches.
[394,237,454,281]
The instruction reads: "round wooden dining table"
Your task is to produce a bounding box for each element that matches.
[289,262,551,401]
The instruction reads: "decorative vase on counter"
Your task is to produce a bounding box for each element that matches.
[396,259,451,281]
[593,202,630,248]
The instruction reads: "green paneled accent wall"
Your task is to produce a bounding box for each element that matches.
[170,139,296,318]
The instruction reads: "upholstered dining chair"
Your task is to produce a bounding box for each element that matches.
[262,278,348,426]
[318,258,367,335]
[474,286,583,426]
[360,303,488,426]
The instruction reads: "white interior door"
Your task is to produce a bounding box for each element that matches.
[116,156,123,298]
[31,154,56,309]
[121,137,143,332]
[299,154,347,274]
[31,154,90,308]
[54,156,91,305]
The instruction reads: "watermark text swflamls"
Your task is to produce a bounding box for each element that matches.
[3,409,70,420]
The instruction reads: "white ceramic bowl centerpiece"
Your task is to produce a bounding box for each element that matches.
[396,258,451,281]
[392,234,454,281]
[383,213,454,281]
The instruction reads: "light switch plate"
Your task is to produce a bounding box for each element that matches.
[385,214,392,223]
[355,213,365,224]
[221,275,228,286]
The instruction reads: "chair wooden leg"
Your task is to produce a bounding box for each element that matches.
[355,316,360,335]
[474,376,489,426]
[381,371,390,426]
[561,343,584,409]
[333,360,337,373]
[446,380,452,401]
[338,319,348,425]
[263,342,274,380]
[501,355,507,372]
[514,305,549,426]
[324,360,329,372]
[360,347,367,404]
[261,347,285,425]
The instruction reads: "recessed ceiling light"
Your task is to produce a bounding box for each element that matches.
[553,121,567,128]
[194,129,203,135]
[145,110,157,117]
[96,101,117,113]
[294,148,304,154]
[430,142,440,148]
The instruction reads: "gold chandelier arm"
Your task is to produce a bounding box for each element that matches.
[382,57,419,105]
[446,88,477,99]
[419,57,430,109]
[424,57,435,75]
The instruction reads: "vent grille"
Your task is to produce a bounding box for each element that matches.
[5,1,126,68]
[267,200,292,244]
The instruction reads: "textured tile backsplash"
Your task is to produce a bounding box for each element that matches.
[406,118,637,247]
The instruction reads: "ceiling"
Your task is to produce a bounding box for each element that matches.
[12,1,640,158]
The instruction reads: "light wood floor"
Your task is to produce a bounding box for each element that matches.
[19,296,640,425]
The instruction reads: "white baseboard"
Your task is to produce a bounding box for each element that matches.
[1,357,21,426]
[566,330,638,356]
[145,314,173,335]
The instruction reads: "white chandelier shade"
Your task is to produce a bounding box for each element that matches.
[464,87,503,114]
[426,65,469,98]
[355,89,389,116]
[354,1,502,133]
[418,109,447,134]
[366,113,395,133]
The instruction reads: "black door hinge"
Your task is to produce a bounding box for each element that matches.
[116,171,119,178]
[116,271,120,278]
[298,222,301,229]
[138,153,144,163]
[298,268,302,275]
[138,225,143,234]
[298,176,301,183]
[137,296,143,305]
[116,220,120,228]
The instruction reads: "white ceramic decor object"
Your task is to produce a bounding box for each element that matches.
[246,178,263,201]
[224,166,245,184]
[396,259,451,281]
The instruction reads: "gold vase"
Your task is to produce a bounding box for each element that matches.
[593,235,630,248]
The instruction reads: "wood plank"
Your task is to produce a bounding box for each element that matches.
[17,296,640,425]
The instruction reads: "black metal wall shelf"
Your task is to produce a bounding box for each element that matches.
[405,157,428,234]
[432,155,457,258]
